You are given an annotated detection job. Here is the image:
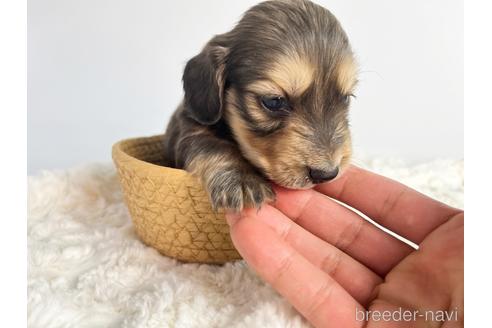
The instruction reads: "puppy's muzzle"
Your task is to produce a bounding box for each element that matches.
[308,166,339,184]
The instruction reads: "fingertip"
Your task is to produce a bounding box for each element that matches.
[225,210,241,227]
[242,206,261,218]
[272,184,289,194]
[226,210,278,265]
[272,184,307,196]
[227,205,275,232]
[229,204,289,246]
[272,187,316,220]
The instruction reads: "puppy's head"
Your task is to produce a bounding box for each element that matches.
[183,0,357,189]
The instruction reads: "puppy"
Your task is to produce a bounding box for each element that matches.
[164,0,357,211]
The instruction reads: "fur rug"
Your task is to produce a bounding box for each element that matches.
[27,159,463,328]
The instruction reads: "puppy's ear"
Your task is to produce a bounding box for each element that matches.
[183,43,228,125]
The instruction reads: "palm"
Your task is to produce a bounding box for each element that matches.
[227,166,463,328]
[368,214,463,327]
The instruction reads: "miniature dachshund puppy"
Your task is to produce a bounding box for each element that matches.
[164,0,357,211]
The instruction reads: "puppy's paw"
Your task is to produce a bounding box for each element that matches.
[206,168,275,212]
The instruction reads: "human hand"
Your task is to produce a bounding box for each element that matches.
[225,165,463,327]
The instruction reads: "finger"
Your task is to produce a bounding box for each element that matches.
[240,205,382,306]
[315,165,462,244]
[273,186,414,275]
[227,211,365,328]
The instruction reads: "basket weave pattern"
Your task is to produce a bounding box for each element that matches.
[112,134,241,264]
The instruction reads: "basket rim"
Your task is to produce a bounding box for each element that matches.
[112,134,190,177]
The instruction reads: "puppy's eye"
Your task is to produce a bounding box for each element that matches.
[260,96,289,112]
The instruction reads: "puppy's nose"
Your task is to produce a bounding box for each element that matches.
[308,167,339,184]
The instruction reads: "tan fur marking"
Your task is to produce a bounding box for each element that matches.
[337,132,353,177]
[241,94,283,131]
[336,56,358,94]
[246,80,284,96]
[225,90,271,171]
[228,108,272,172]
[243,94,268,123]
[268,55,314,96]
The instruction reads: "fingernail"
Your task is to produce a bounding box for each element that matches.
[225,211,241,227]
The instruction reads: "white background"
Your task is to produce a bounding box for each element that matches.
[28,0,463,174]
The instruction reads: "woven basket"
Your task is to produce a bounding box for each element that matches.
[112,134,242,264]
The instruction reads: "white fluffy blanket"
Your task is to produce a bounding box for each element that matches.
[28,159,463,328]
